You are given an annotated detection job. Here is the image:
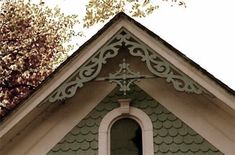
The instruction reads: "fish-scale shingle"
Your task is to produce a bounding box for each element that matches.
[47,85,223,155]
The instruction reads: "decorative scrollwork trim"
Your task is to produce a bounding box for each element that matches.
[48,33,124,102]
[121,32,205,94]
[47,28,206,103]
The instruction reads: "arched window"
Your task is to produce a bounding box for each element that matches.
[111,118,142,155]
[98,99,154,155]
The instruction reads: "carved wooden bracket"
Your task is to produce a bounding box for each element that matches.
[47,29,206,103]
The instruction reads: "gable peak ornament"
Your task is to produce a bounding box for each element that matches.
[96,59,154,95]
[47,29,206,103]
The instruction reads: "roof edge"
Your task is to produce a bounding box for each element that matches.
[120,12,235,96]
[1,12,234,122]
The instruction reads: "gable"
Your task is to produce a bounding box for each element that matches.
[1,13,234,155]
[46,28,205,104]
[47,85,223,155]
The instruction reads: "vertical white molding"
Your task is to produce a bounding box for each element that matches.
[118,99,131,114]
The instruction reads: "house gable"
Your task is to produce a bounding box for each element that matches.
[47,85,223,155]
[0,13,235,155]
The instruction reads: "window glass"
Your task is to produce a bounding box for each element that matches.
[111,118,142,155]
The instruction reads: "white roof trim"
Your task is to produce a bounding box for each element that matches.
[1,14,234,149]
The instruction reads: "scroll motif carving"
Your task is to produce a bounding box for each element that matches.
[121,33,204,94]
[96,59,147,95]
[108,59,140,95]
[48,34,124,102]
[47,29,205,103]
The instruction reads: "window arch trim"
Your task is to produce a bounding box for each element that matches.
[98,101,154,155]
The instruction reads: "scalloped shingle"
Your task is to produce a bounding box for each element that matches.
[47,86,223,155]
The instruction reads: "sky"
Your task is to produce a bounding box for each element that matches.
[45,0,235,91]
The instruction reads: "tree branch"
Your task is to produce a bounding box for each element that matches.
[0,83,36,90]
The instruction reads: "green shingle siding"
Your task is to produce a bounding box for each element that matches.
[47,85,223,155]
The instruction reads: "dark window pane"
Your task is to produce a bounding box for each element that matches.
[111,118,142,155]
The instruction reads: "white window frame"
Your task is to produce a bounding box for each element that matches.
[98,99,154,155]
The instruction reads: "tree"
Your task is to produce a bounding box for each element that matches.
[84,0,186,27]
[0,0,186,120]
[0,0,78,118]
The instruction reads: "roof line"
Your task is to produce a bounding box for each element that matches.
[2,12,234,121]
[117,12,235,96]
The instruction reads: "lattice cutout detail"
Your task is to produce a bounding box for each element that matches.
[47,29,205,103]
